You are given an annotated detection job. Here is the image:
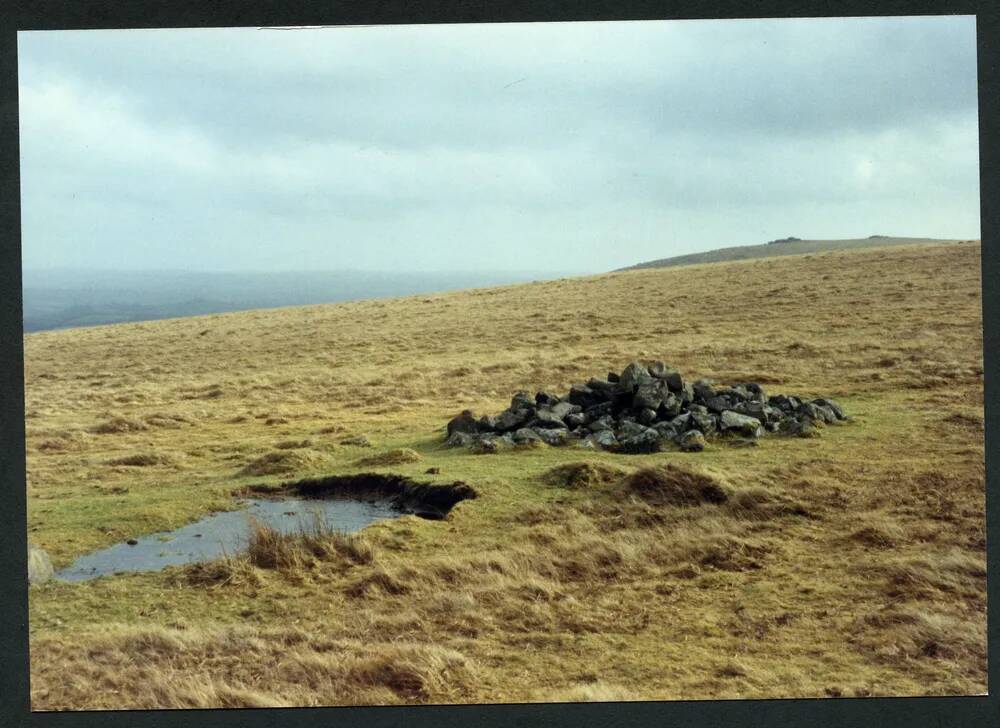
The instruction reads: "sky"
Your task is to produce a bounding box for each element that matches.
[17,16,980,274]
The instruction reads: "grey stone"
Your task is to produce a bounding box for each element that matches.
[812,398,845,420]
[512,427,543,444]
[588,415,616,432]
[634,381,665,411]
[495,405,533,432]
[28,546,53,584]
[719,410,764,438]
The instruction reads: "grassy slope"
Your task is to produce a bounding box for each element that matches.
[25,241,986,709]
[619,236,970,270]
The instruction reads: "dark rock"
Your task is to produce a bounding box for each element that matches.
[447,410,479,437]
[586,378,619,395]
[445,431,476,447]
[584,401,614,419]
[425,467,441,474]
[688,410,717,435]
[679,430,706,452]
[532,407,569,429]
[692,379,715,403]
[617,432,662,454]
[495,405,533,432]
[812,398,845,420]
[583,430,618,450]
[512,427,544,445]
[569,384,603,409]
[742,382,767,403]
[588,415,616,432]
[719,410,764,438]
[653,421,678,440]
[535,391,560,406]
[127,538,139,546]
[634,381,665,411]
[705,395,730,414]
[565,412,588,429]
[782,417,819,438]
[619,362,654,391]
[637,407,658,425]
[733,400,768,423]
[659,392,683,418]
[533,428,573,446]
[477,414,498,432]
[607,372,620,383]
[649,361,684,391]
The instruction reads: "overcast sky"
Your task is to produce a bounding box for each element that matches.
[17,16,980,274]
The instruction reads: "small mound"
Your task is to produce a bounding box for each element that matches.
[238,450,327,477]
[274,439,313,450]
[355,448,423,467]
[92,416,149,434]
[543,461,631,489]
[107,452,174,467]
[624,463,730,506]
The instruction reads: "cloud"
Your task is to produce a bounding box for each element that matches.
[17,16,980,273]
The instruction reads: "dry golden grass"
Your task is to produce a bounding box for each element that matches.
[24,241,985,709]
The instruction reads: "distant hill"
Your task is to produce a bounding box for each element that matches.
[617,236,976,271]
[21,268,568,333]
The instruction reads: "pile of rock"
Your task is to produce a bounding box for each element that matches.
[445,361,846,454]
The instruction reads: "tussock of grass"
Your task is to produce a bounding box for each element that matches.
[274,439,313,450]
[92,416,148,434]
[238,450,327,476]
[724,487,814,521]
[107,452,174,467]
[542,461,631,489]
[29,623,477,709]
[244,518,375,573]
[624,464,731,506]
[355,448,422,467]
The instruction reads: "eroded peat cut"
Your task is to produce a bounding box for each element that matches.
[446,360,847,454]
[244,473,478,520]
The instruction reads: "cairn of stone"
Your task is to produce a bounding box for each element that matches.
[445,361,846,454]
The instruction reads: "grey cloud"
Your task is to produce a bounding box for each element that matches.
[17,16,980,273]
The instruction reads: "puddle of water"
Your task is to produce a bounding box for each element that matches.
[54,497,403,582]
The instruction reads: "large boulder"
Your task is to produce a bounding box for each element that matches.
[28,546,53,584]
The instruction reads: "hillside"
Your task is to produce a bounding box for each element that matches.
[618,236,974,270]
[24,240,985,708]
